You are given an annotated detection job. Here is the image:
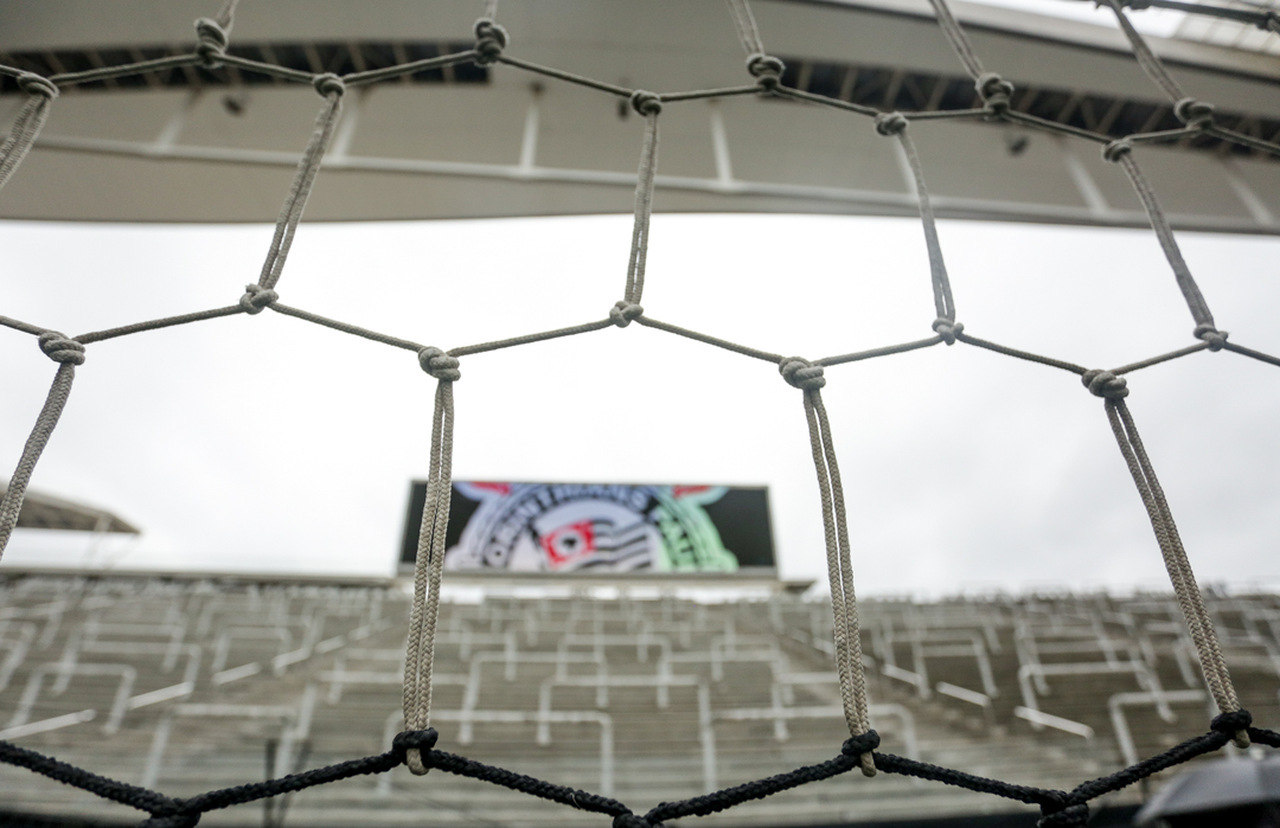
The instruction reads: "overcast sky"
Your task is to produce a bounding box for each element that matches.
[2,213,1279,597]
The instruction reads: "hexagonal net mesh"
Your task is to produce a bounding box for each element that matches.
[1,0,1279,825]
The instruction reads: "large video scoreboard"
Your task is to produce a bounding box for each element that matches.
[400,482,775,574]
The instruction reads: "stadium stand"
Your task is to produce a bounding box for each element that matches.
[2,570,1277,825]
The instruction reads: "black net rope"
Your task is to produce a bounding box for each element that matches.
[3,719,1280,826]
[2,1,1279,825]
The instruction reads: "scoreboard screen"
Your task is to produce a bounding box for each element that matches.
[399,482,775,574]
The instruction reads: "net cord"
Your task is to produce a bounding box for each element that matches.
[624,101,661,305]
[402,376,455,774]
[0,0,1279,823]
[0,355,78,558]
[257,78,346,292]
[1090,0,1280,31]
[1102,397,1247,745]
[1102,0,1188,103]
[802,385,876,774]
[0,76,57,190]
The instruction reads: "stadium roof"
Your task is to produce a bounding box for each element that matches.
[0,481,140,534]
[1,0,1277,230]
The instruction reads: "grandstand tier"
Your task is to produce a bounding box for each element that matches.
[2,572,1276,825]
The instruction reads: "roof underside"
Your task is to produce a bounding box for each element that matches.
[0,0,1278,231]
[1,483,140,535]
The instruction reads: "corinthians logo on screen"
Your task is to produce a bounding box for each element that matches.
[400,481,776,573]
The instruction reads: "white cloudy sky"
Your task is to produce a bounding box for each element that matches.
[2,213,1279,597]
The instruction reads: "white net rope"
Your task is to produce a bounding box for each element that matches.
[1,1,1279,825]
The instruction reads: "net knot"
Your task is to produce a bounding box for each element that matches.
[613,814,660,828]
[473,19,509,65]
[779,356,825,391]
[1037,801,1088,827]
[931,318,964,345]
[630,90,662,116]
[312,73,346,98]
[194,18,229,67]
[976,73,1014,115]
[1082,369,1128,399]
[1101,138,1132,163]
[843,730,880,777]
[16,72,58,100]
[391,728,439,758]
[418,347,461,382]
[1174,97,1214,129]
[37,332,85,365]
[1263,10,1280,33]
[874,112,909,136]
[1211,708,1252,734]
[239,284,278,315]
[841,729,881,757]
[747,53,785,89]
[1193,323,1228,351]
[610,300,644,328]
